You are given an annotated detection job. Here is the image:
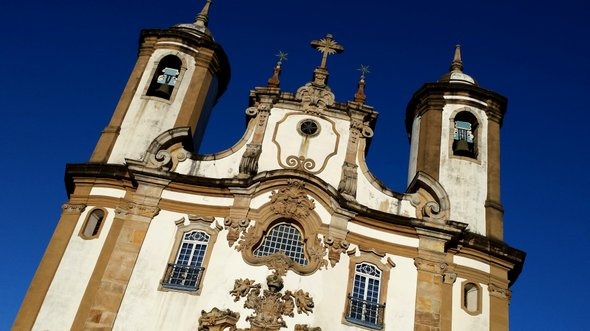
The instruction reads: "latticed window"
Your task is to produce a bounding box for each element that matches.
[346,262,385,329]
[253,223,308,265]
[162,230,209,291]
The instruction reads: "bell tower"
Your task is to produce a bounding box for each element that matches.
[90,0,230,164]
[406,45,507,239]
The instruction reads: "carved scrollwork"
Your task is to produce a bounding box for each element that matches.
[224,218,251,247]
[296,83,335,114]
[270,180,315,218]
[285,155,316,172]
[115,202,160,218]
[61,203,87,214]
[239,144,262,177]
[245,106,258,117]
[198,308,240,331]
[323,235,350,267]
[414,257,448,275]
[488,283,512,300]
[423,201,444,221]
[229,273,315,330]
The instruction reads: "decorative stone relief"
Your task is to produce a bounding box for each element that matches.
[323,235,350,267]
[224,218,250,246]
[230,273,315,330]
[270,180,315,218]
[238,144,262,177]
[337,162,358,198]
[198,308,240,331]
[443,272,457,284]
[62,203,87,214]
[295,325,322,331]
[414,257,448,275]
[285,155,316,172]
[115,202,160,218]
[296,83,335,115]
[488,283,512,300]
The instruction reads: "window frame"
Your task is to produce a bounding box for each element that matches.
[159,216,219,295]
[460,280,483,316]
[343,250,394,330]
[143,53,187,103]
[78,207,107,240]
[449,108,482,162]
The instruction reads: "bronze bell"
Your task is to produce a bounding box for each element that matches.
[454,139,472,156]
[153,83,172,99]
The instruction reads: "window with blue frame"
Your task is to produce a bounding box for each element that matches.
[162,230,209,291]
[346,262,385,329]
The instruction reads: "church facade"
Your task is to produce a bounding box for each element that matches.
[15,2,524,330]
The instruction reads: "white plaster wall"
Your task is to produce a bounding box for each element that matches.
[114,209,420,330]
[258,108,349,189]
[175,139,250,178]
[355,168,410,217]
[90,186,126,198]
[439,103,488,234]
[33,207,115,331]
[451,278,490,331]
[348,222,419,248]
[108,49,197,164]
[160,190,233,206]
[453,256,491,273]
[385,256,417,330]
[407,116,421,186]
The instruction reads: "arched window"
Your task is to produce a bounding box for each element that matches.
[162,230,210,291]
[346,262,385,328]
[253,223,308,266]
[146,55,182,100]
[80,209,105,239]
[452,111,478,159]
[462,282,481,315]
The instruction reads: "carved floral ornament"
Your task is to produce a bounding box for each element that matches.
[199,273,320,331]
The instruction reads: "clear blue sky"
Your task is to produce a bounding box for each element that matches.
[1,0,588,329]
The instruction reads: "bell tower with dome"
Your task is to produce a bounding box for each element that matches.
[406,45,507,240]
[15,2,524,331]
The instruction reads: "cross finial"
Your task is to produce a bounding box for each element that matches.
[276,50,288,67]
[310,34,344,68]
[358,64,370,79]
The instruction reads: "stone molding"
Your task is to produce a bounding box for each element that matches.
[61,203,87,214]
[488,283,512,300]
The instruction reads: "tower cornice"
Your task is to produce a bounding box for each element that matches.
[405,82,507,136]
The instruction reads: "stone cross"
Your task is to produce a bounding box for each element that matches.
[310,34,344,68]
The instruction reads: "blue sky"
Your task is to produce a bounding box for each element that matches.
[1,0,589,329]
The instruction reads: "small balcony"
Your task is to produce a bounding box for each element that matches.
[345,295,385,329]
[161,263,204,291]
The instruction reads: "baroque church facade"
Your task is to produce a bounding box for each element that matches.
[15,2,524,330]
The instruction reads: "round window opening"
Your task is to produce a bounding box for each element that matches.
[298,119,320,137]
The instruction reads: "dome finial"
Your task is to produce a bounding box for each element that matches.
[268,51,288,88]
[195,0,212,28]
[354,64,370,104]
[450,44,463,72]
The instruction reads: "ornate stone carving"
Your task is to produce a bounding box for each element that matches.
[323,235,350,267]
[61,203,86,214]
[296,83,335,114]
[295,325,322,331]
[285,155,316,172]
[239,144,262,177]
[230,273,314,330]
[270,180,315,218]
[224,218,250,246]
[443,272,457,284]
[115,202,160,218]
[488,283,512,300]
[198,308,240,331]
[414,257,448,275]
[337,162,358,197]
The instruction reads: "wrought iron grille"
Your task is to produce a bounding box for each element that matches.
[161,263,204,291]
[345,294,385,329]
